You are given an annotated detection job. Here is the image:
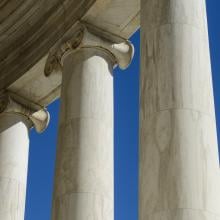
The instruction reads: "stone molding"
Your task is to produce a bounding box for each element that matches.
[0,92,50,133]
[44,23,134,76]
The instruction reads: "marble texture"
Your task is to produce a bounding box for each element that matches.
[52,48,114,220]
[8,55,62,107]
[0,93,50,133]
[0,0,95,90]
[0,113,30,220]
[140,23,214,118]
[145,209,220,220]
[83,0,140,38]
[141,0,208,31]
[140,0,220,219]
[140,110,220,216]
[3,0,139,110]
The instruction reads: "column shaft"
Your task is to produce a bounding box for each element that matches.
[0,114,30,219]
[140,0,220,219]
[52,49,114,220]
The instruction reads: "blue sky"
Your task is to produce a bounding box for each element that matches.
[25,2,220,219]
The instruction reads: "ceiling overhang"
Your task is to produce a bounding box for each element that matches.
[0,0,140,107]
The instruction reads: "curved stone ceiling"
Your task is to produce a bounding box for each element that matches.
[0,0,95,90]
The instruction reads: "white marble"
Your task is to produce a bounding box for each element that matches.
[140,110,220,216]
[140,24,214,118]
[140,0,220,219]
[141,0,207,31]
[0,93,50,133]
[145,209,220,220]
[0,113,30,220]
[83,0,140,38]
[52,48,114,220]
[53,193,112,220]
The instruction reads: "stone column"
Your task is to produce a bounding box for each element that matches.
[140,0,220,219]
[45,25,134,220]
[0,93,49,220]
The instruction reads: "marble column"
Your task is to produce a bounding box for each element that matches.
[47,25,134,220]
[0,93,49,220]
[140,0,220,219]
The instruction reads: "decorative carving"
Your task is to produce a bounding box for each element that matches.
[0,93,50,133]
[44,23,134,76]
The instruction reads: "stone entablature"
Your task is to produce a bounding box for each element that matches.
[0,0,139,101]
[0,0,95,91]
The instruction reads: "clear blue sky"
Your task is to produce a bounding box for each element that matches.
[25,2,220,219]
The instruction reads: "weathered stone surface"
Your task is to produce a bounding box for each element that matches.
[0,114,30,220]
[52,49,114,220]
[0,0,95,90]
[50,27,133,219]
[2,0,139,107]
[83,0,140,38]
[139,0,220,219]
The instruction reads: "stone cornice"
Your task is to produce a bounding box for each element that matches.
[0,92,50,133]
[44,23,134,76]
[0,0,96,91]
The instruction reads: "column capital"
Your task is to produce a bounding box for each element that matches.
[44,23,134,76]
[0,92,50,133]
